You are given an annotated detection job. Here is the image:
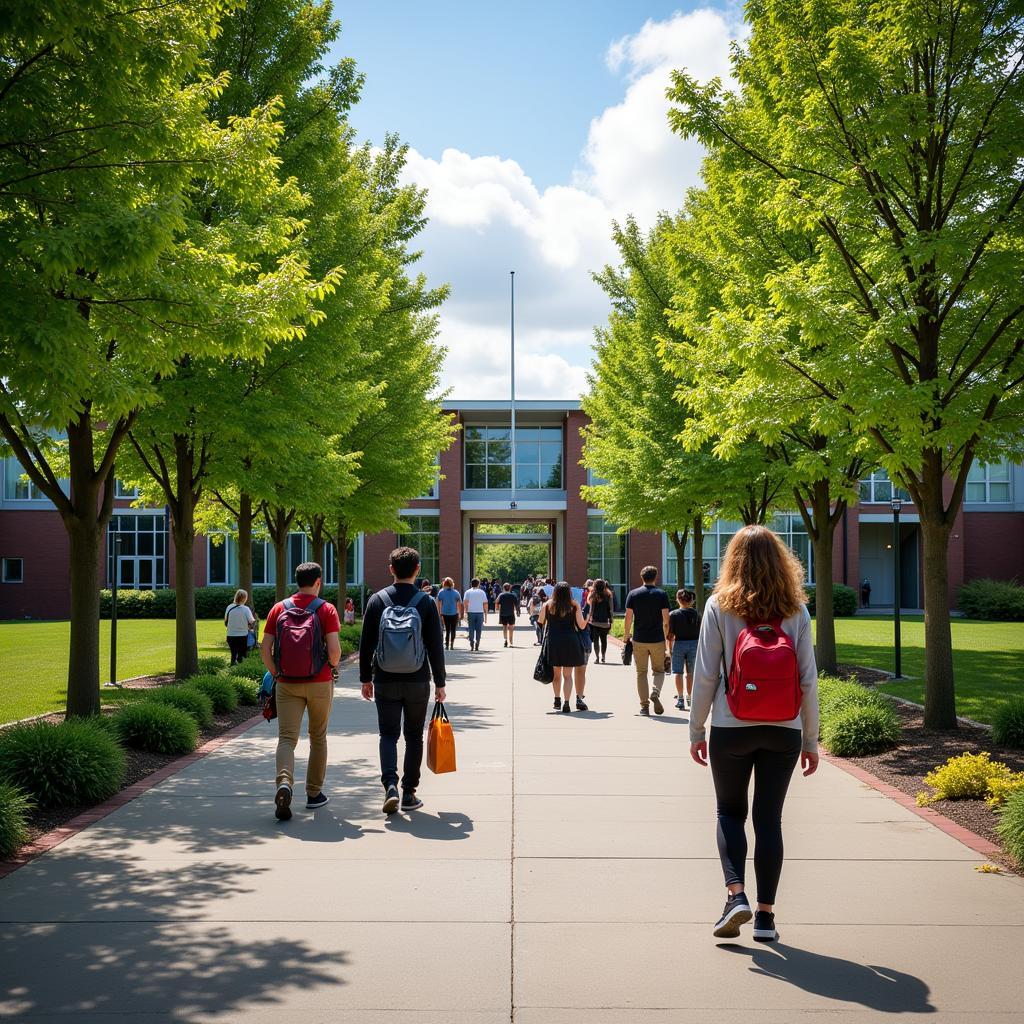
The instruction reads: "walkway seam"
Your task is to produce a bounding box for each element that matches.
[509,644,517,1024]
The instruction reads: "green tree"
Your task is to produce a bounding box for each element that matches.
[669,0,1024,727]
[474,543,549,584]
[0,0,306,715]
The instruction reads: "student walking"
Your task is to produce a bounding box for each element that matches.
[689,525,819,942]
[538,581,589,713]
[224,589,256,665]
[463,577,488,651]
[359,546,447,815]
[497,582,520,647]
[669,589,701,710]
[622,566,671,716]
[528,589,545,644]
[260,563,342,820]
[436,577,463,650]
[587,578,614,663]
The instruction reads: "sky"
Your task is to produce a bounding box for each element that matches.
[327,2,744,400]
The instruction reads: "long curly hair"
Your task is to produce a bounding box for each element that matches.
[715,525,806,622]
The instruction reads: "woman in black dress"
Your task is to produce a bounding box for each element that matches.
[539,581,589,713]
[587,578,614,663]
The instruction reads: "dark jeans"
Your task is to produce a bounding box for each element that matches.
[590,624,609,659]
[227,635,249,665]
[709,725,802,905]
[442,614,459,646]
[374,679,431,792]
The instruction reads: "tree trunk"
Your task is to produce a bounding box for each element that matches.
[171,436,199,680]
[309,515,325,570]
[334,526,349,617]
[66,516,103,717]
[270,507,289,601]
[809,480,838,675]
[668,529,688,591]
[692,515,705,612]
[237,491,254,605]
[921,515,957,729]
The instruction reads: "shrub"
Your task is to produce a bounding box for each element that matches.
[992,698,1024,749]
[822,704,901,756]
[195,655,229,677]
[227,658,267,681]
[0,781,32,859]
[0,720,125,808]
[113,702,198,755]
[817,675,892,718]
[985,774,1024,809]
[922,752,1014,801]
[144,686,215,728]
[957,578,1024,621]
[100,588,176,618]
[996,790,1024,866]
[229,675,260,707]
[185,674,238,714]
[805,583,859,617]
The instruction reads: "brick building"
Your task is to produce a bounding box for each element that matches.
[2,399,1023,619]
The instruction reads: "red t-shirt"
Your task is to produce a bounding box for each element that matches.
[263,592,341,682]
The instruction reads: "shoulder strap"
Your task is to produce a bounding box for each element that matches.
[283,598,295,611]
[307,597,325,614]
[379,591,394,609]
[406,589,427,612]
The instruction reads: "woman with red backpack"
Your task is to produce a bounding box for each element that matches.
[689,525,820,944]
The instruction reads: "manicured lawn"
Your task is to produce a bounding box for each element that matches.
[0,620,232,724]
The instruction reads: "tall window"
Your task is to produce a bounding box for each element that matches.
[859,469,911,504]
[399,515,440,583]
[107,513,167,589]
[252,538,270,585]
[966,459,1012,503]
[587,514,627,605]
[464,426,511,489]
[514,426,563,489]
[324,536,360,586]
[207,535,229,585]
[416,456,441,499]
[3,459,45,501]
[464,424,564,490]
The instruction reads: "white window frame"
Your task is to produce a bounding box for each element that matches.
[115,480,140,499]
[859,469,911,504]
[3,459,45,501]
[2,557,24,583]
[966,459,1012,503]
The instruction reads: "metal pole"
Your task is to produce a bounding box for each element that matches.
[892,500,902,678]
[510,270,516,510]
[109,534,120,687]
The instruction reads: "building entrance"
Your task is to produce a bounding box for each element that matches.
[470,522,553,583]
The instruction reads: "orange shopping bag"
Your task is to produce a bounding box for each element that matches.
[426,701,456,774]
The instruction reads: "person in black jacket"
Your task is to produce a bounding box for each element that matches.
[359,546,446,815]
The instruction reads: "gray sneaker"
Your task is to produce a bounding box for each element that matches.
[651,691,664,715]
[640,704,650,716]
[383,784,400,815]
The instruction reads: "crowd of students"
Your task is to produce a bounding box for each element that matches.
[258,524,819,945]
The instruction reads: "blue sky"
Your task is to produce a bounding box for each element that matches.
[326,3,743,399]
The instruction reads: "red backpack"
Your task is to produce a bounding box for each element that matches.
[273,598,328,680]
[726,619,802,721]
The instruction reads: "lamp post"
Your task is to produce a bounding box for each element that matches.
[891,497,902,679]
[109,532,123,688]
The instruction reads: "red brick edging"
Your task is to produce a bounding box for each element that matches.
[0,713,264,880]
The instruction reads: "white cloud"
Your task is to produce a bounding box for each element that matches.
[400,8,741,399]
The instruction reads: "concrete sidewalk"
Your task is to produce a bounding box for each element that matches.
[2,623,1022,1022]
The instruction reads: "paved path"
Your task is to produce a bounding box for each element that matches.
[2,625,1023,1022]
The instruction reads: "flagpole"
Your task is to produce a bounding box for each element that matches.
[510,270,517,511]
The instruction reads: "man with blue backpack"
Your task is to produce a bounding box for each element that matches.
[359,546,447,815]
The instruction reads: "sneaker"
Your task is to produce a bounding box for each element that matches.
[383,784,400,815]
[575,695,588,712]
[561,701,571,714]
[504,640,508,648]
[713,892,753,938]
[640,704,650,716]
[752,910,778,942]
[675,695,685,710]
[401,791,424,812]
[274,783,292,821]
[305,791,329,811]
[554,696,562,710]
[651,691,664,716]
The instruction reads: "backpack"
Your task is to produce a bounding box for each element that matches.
[272,597,328,680]
[726,619,802,721]
[374,589,428,674]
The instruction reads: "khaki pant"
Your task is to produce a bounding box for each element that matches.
[276,680,333,797]
[633,640,668,706]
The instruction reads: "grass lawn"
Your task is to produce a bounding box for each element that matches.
[613,613,1022,724]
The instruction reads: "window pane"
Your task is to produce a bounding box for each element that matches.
[252,541,266,583]
[138,533,154,556]
[859,481,871,502]
[488,463,511,489]
[541,460,562,488]
[515,463,540,488]
[138,515,153,532]
[966,462,986,482]
[2,558,23,583]
[538,428,562,441]
[208,539,227,584]
[485,427,510,440]
[516,440,539,462]
[464,440,485,464]
[487,440,511,464]
[466,464,487,488]
[514,426,539,441]
[966,482,985,502]
[464,426,484,441]
[990,482,1011,502]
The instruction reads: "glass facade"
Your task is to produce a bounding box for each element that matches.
[399,515,440,583]
[587,514,627,605]
[464,424,563,490]
[859,469,911,504]
[966,459,1012,503]
[107,513,168,589]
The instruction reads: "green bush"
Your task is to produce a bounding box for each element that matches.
[195,655,229,676]
[100,588,177,618]
[957,578,1024,621]
[144,686,215,728]
[821,704,902,756]
[993,698,1024,749]
[0,781,32,859]
[805,583,859,617]
[817,674,893,717]
[229,675,260,706]
[185,674,238,714]
[996,790,1024,866]
[101,585,366,620]
[113,702,198,755]
[0,720,125,808]
[227,658,267,681]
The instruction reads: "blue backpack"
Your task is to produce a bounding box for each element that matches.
[374,590,428,673]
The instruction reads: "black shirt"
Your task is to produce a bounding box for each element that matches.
[497,591,520,617]
[669,607,701,642]
[359,582,446,686]
[625,585,670,643]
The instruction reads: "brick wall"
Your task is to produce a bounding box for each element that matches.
[963,511,1024,586]
[362,529,397,593]
[439,423,463,588]
[0,510,71,619]
[628,530,664,590]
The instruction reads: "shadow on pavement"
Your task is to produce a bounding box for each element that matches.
[384,809,474,841]
[719,942,935,1013]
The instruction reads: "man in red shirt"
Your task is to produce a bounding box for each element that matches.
[260,561,342,820]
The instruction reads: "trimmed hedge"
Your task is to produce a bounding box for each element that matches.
[144,686,215,728]
[195,655,229,676]
[997,790,1024,866]
[993,698,1024,749]
[185,674,238,714]
[0,781,32,859]
[805,583,858,617]
[817,674,901,757]
[113,702,198,756]
[229,675,260,707]
[101,585,364,619]
[99,588,177,618]
[227,658,267,681]
[957,578,1024,621]
[0,720,125,808]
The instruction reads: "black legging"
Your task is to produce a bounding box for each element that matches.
[590,624,609,659]
[442,614,459,646]
[227,635,249,665]
[709,725,802,905]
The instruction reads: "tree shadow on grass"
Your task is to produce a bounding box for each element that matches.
[0,854,346,1019]
[718,942,935,1013]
